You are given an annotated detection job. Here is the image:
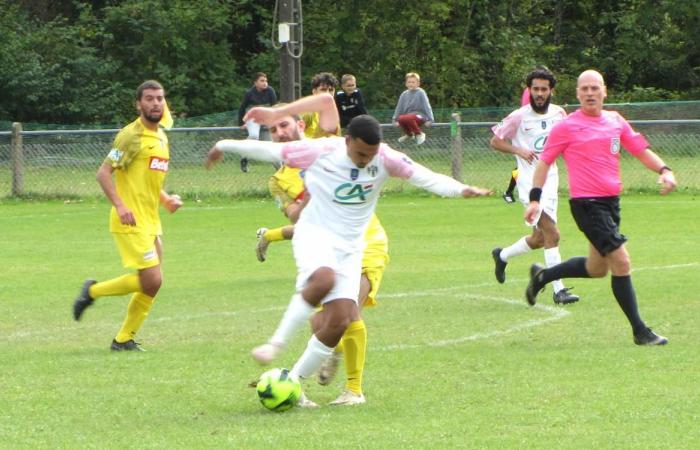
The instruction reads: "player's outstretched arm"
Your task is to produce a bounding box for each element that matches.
[636,149,677,195]
[244,93,339,134]
[406,162,491,198]
[204,139,285,169]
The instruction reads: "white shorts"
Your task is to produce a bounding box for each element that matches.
[292,223,362,305]
[518,182,558,226]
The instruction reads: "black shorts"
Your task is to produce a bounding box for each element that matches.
[569,197,627,256]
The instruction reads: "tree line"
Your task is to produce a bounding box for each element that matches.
[1,0,698,125]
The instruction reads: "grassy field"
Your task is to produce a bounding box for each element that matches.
[1,194,699,448]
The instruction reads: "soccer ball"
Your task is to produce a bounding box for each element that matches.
[256,368,301,412]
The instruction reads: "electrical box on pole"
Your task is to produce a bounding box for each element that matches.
[277,0,302,102]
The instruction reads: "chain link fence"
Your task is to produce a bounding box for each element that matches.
[1,117,699,199]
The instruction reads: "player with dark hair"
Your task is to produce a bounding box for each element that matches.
[72,80,183,351]
[490,68,579,305]
[207,95,491,406]
[524,69,676,345]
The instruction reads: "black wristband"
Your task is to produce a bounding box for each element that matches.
[659,165,671,174]
[529,187,542,202]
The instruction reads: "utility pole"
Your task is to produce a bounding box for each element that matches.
[278,0,302,102]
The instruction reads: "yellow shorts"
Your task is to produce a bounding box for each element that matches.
[113,233,160,270]
[362,250,389,308]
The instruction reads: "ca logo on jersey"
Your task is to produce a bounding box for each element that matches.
[334,183,374,204]
[534,135,548,152]
[610,138,620,154]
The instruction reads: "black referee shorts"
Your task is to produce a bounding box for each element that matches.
[569,196,627,256]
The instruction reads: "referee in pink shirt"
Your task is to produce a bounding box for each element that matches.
[524,70,677,345]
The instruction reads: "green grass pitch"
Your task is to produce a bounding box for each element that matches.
[1,194,698,448]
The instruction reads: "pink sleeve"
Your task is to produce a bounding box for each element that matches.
[380,145,416,179]
[491,108,523,140]
[521,88,530,107]
[540,121,568,165]
[618,114,649,155]
[281,139,329,169]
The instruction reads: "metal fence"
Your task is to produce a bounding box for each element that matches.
[1,118,699,199]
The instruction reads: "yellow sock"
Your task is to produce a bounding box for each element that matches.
[89,274,141,299]
[114,293,155,343]
[263,227,285,242]
[341,320,366,395]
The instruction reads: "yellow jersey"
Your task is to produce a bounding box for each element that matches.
[105,118,170,235]
[301,112,341,139]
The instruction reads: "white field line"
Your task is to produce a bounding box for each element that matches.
[375,293,569,351]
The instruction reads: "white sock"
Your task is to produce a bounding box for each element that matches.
[500,236,532,261]
[290,334,334,379]
[544,247,565,293]
[270,293,315,346]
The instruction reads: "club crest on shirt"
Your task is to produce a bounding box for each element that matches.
[541,120,547,129]
[350,168,359,180]
[367,165,378,177]
[610,137,621,155]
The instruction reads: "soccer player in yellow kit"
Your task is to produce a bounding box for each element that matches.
[72,80,183,351]
[206,93,389,405]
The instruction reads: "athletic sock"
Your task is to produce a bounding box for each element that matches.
[270,293,315,346]
[544,247,565,293]
[290,334,334,379]
[114,292,154,343]
[500,236,532,261]
[540,257,590,285]
[341,320,367,395]
[263,227,285,242]
[611,275,646,332]
[89,273,141,299]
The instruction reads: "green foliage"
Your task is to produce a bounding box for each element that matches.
[0,0,699,124]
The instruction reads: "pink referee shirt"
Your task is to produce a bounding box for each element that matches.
[540,109,649,198]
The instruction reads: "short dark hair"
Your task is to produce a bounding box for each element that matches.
[347,115,382,145]
[526,67,556,89]
[311,72,338,90]
[136,80,164,100]
[253,72,267,82]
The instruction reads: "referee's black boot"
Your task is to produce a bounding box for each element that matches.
[633,327,668,346]
[73,279,97,321]
[525,264,545,306]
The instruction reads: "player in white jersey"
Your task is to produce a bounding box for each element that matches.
[207,96,491,406]
[490,67,579,305]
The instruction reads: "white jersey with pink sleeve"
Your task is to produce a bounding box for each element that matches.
[540,109,649,198]
[282,136,467,248]
[491,104,566,202]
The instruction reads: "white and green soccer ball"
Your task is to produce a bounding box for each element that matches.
[256,368,301,412]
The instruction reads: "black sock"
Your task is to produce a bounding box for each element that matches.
[540,257,590,285]
[505,176,516,194]
[611,275,646,332]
